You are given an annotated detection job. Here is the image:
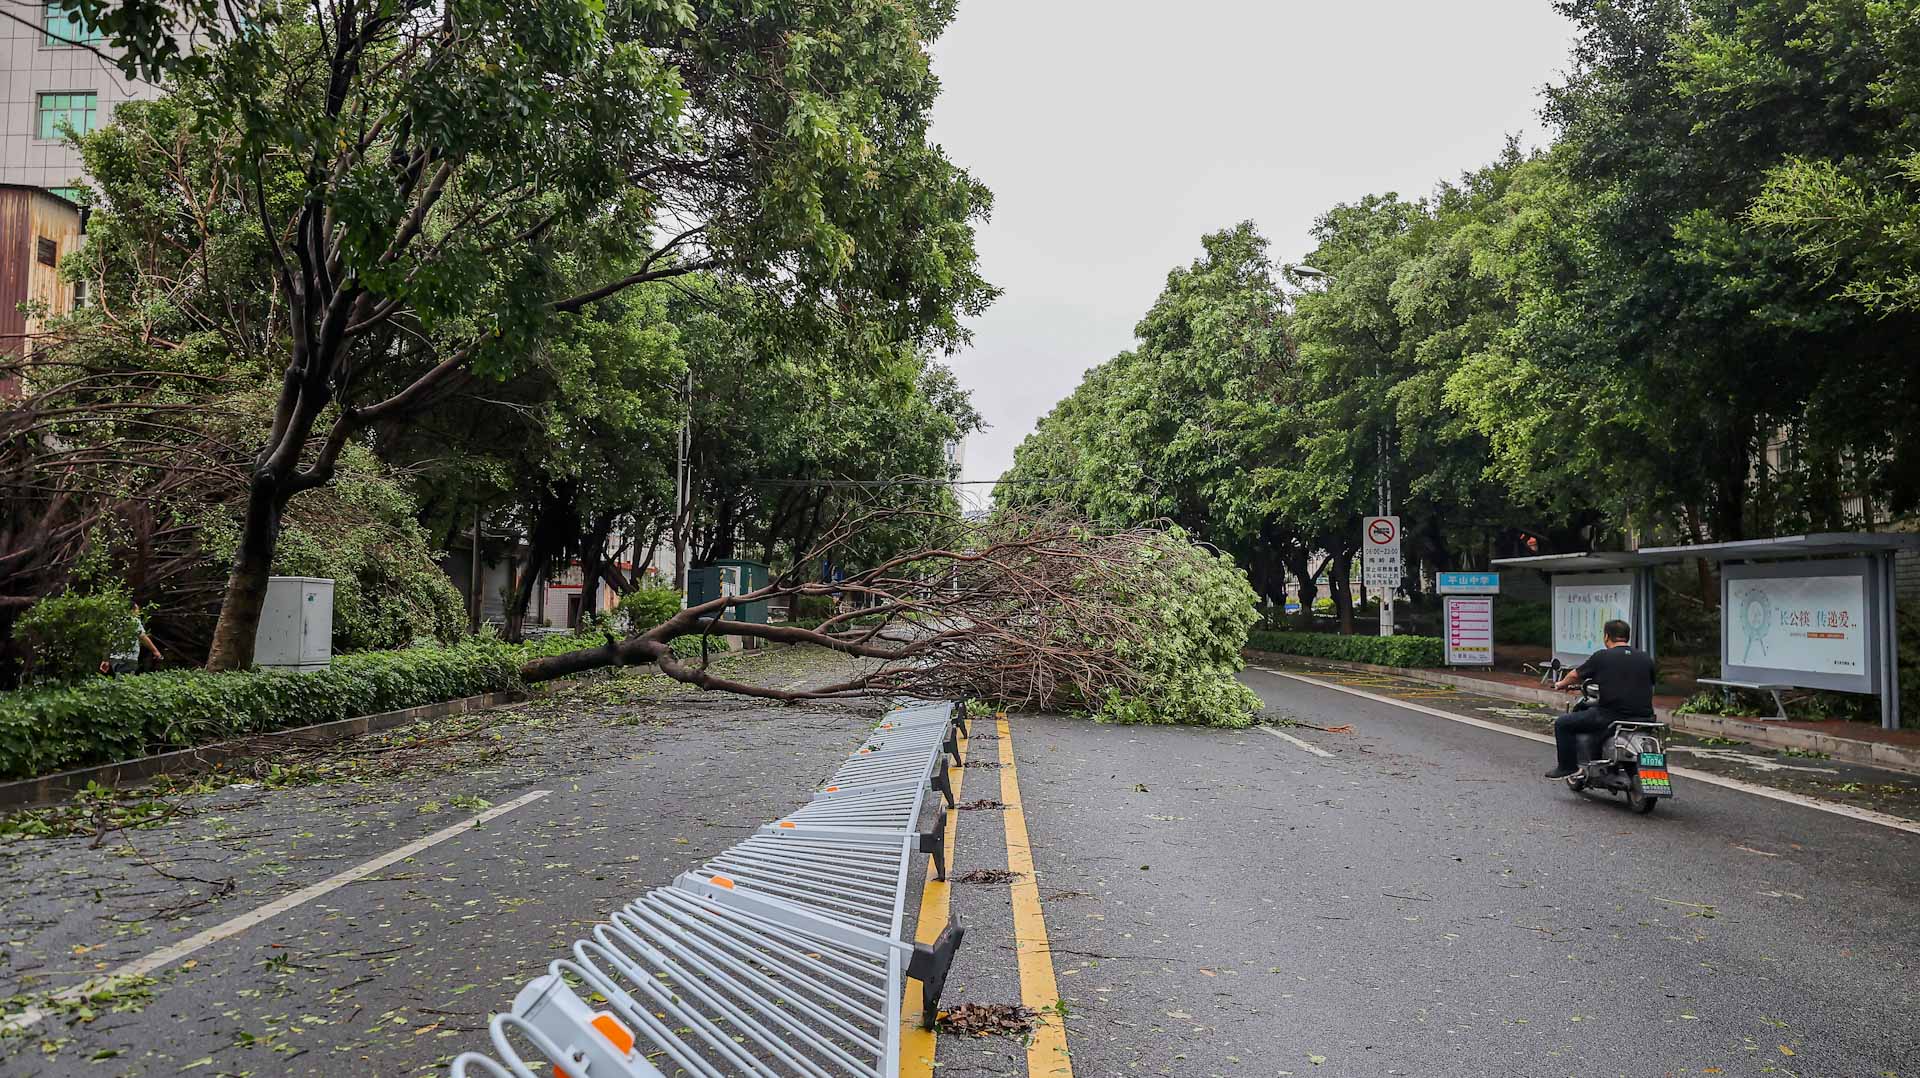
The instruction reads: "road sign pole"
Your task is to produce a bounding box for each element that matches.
[1362,516,1401,637]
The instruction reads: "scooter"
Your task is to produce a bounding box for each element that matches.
[1561,678,1673,814]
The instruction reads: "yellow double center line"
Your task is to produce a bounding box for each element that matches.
[999,714,1073,1076]
[900,714,1074,1078]
[900,728,962,1069]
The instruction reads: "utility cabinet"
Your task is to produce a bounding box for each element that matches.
[253,576,334,672]
[686,561,769,625]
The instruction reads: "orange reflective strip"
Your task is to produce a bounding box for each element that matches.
[710,875,734,889]
[778,821,796,828]
[592,1013,636,1055]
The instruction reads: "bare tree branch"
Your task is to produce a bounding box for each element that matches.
[520,509,1198,714]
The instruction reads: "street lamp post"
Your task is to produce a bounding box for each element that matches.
[674,369,691,594]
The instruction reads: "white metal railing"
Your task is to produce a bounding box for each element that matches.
[447,700,964,1077]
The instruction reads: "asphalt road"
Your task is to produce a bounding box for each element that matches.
[0,649,891,1076]
[4,654,1916,1078]
[931,669,1919,1078]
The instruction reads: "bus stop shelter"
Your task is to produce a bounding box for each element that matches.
[1491,550,1666,668]
[1499,533,1917,730]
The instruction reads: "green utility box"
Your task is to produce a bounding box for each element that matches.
[686,560,769,624]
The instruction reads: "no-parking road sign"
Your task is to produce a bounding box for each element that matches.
[1362,515,1401,591]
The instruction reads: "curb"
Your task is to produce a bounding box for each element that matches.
[1245,649,1920,777]
[0,689,526,811]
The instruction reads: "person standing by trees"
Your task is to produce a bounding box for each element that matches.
[99,603,161,677]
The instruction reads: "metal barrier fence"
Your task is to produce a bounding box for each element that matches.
[448,700,966,1078]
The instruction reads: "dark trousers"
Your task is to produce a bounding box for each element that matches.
[1552,707,1621,772]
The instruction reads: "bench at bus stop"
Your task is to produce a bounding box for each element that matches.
[1695,677,1791,720]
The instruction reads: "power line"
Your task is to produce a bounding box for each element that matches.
[744,477,1074,488]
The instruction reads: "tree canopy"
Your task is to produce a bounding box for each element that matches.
[3,0,997,677]
[1005,0,1920,626]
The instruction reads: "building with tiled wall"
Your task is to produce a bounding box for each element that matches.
[0,5,160,194]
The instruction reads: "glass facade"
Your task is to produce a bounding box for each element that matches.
[43,3,106,46]
[36,93,99,140]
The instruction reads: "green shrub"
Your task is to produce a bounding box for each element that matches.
[202,444,466,652]
[1245,629,1444,668]
[1085,531,1262,729]
[670,632,732,659]
[1312,597,1334,614]
[791,595,837,622]
[0,640,523,781]
[617,586,683,634]
[1493,599,1551,646]
[515,629,608,659]
[508,621,729,665]
[12,585,137,685]
[1673,690,1724,716]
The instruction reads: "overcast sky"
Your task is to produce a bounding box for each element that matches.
[927,1,1579,504]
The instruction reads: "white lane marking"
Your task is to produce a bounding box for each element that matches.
[1669,745,1838,774]
[1259,725,1334,758]
[1479,706,1551,720]
[1256,669,1920,838]
[1,789,552,1031]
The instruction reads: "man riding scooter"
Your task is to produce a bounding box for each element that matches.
[1544,618,1656,779]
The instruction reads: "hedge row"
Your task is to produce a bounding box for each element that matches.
[0,640,524,782]
[1245,630,1444,668]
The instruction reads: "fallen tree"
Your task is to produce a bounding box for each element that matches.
[520,510,1264,727]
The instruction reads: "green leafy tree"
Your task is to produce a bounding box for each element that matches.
[1000,224,1302,607]
[5,92,463,668]
[131,0,994,669]
[1514,0,1919,537]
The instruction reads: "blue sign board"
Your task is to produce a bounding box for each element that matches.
[1436,572,1500,594]
[1284,600,1302,614]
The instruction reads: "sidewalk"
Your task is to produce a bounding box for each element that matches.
[1244,649,1920,776]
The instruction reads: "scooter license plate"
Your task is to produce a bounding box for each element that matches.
[1637,752,1672,796]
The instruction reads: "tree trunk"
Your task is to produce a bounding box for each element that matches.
[1284,550,1317,627]
[632,518,664,583]
[205,486,280,670]
[577,530,610,628]
[709,497,737,561]
[504,563,537,642]
[1708,421,1752,542]
[1329,546,1356,635]
[1245,549,1284,611]
[574,510,622,623]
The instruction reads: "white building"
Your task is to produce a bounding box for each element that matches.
[0,8,161,193]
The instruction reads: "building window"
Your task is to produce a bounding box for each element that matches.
[36,237,58,267]
[36,93,98,140]
[43,3,106,46]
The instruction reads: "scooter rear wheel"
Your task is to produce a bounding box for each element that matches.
[1626,789,1659,815]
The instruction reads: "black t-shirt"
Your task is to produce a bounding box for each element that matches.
[1576,644,1656,717]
